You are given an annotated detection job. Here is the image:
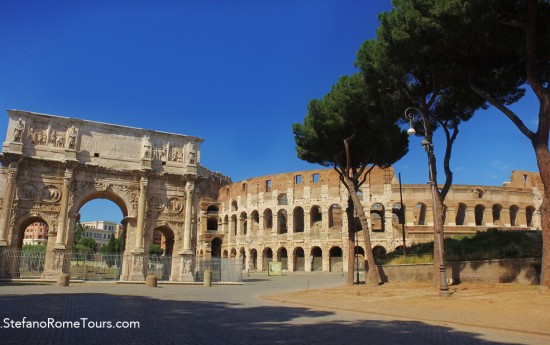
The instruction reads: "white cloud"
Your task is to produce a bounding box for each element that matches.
[487,172,498,179]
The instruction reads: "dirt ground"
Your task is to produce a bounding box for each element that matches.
[263,282,550,336]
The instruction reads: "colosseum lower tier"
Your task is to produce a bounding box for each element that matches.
[197,167,542,273]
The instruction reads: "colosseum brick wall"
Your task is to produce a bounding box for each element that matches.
[197,167,541,273]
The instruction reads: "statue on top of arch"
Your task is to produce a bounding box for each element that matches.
[12,118,25,142]
[66,125,78,150]
[142,135,152,159]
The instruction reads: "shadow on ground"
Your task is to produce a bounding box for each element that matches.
[0,282,51,287]
[0,293,522,345]
[242,278,271,283]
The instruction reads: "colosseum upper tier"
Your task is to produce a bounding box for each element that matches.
[197,167,542,273]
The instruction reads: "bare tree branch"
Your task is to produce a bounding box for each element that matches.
[469,80,536,141]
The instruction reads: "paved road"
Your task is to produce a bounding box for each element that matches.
[0,273,544,344]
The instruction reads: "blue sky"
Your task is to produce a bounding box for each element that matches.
[0,1,539,223]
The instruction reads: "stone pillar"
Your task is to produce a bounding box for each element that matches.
[405,206,416,226]
[483,208,494,226]
[55,168,73,249]
[183,180,195,254]
[42,249,70,279]
[516,210,527,227]
[501,209,511,227]
[304,210,311,233]
[244,247,251,273]
[173,179,196,282]
[128,253,146,281]
[134,176,148,253]
[172,253,194,282]
[465,208,476,226]
[384,210,393,234]
[0,162,19,246]
[272,211,278,235]
[287,209,294,235]
[321,207,329,231]
[258,214,264,234]
[222,217,228,234]
[227,216,233,244]
[65,213,78,250]
[236,215,242,236]
[426,206,434,226]
[304,246,311,272]
[323,247,330,272]
[445,206,456,225]
[533,209,541,229]
[288,251,295,272]
[258,252,264,272]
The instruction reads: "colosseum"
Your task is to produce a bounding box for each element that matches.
[197,167,542,273]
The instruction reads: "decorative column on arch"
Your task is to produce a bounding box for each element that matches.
[133,175,149,253]
[0,161,20,246]
[55,168,74,249]
[183,179,195,254]
[176,179,196,282]
[127,173,148,281]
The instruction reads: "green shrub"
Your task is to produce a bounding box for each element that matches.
[149,244,164,256]
[22,244,47,254]
[381,229,541,264]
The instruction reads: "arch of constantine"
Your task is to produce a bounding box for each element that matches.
[0,110,227,281]
[0,110,542,280]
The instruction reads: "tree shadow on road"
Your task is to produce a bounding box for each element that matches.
[0,292,526,345]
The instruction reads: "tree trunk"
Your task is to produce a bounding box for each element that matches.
[343,175,381,286]
[432,193,446,286]
[533,97,550,287]
[423,134,447,286]
[535,142,550,287]
[346,196,356,286]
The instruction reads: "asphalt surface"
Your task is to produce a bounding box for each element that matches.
[0,273,547,344]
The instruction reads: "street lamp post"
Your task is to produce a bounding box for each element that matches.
[404,107,451,297]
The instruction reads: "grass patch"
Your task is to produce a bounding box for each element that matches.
[385,254,433,265]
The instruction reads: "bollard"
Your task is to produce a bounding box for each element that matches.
[203,269,212,287]
[145,274,158,287]
[57,273,70,287]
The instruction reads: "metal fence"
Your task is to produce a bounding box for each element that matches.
[3,248,46,279]
[70,253,123,281]
[1,249,243,283]
[194,258,243,283]
[146,255,172,281]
